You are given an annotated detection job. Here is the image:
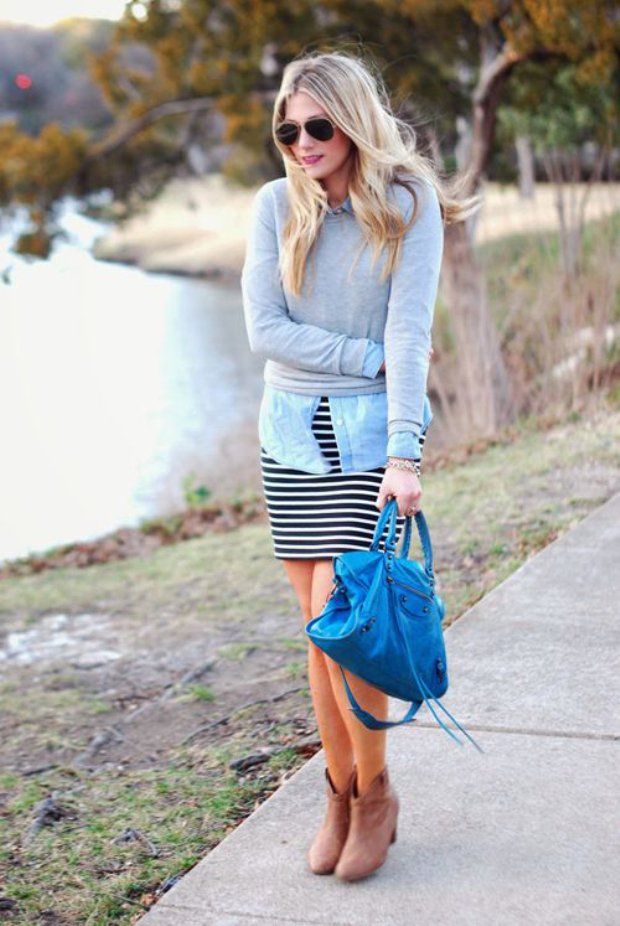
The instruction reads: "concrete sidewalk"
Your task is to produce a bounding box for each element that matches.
[138,493,620,926]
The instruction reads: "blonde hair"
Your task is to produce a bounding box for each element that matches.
[272,49,481,296]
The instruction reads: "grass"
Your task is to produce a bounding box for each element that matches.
[186,685,217,702]
[217,642,258,660]
[423,400,620,618]
[480,209,620,318]
[1,402,619,923]
[1,757,291,924]
[284,661,307,680]
[431,210,620,440]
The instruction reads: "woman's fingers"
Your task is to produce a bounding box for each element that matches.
[376,471,422,516]
[397,489,422,517]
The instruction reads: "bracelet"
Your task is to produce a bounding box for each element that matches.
[386,458,421,476]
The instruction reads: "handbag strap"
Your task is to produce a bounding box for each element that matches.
[339,665,422,730]
[338,661,484,750]
[337,552,482,748]
[398,511,413,558]
[371,499,435,578]
[412,510,434,579]
[369,499,397,551]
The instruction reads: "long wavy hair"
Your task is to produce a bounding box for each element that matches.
[272,50,480,296]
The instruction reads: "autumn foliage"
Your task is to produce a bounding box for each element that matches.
[1,0,617,254]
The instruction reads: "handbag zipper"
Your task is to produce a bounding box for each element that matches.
[387,575,433,602]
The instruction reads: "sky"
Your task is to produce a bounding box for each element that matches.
[0,0,130,27]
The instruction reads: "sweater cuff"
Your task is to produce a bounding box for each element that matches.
[361,341,385,378]
[340,337,374,377]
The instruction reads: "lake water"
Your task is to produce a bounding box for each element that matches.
[0,207,265,564]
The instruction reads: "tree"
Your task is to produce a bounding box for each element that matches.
[395,0,620,436]
[498,62,619,277]
[1,0,617,438]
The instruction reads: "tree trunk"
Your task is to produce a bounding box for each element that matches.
[442,221,513,436]
[515,134,535,199]
[438,31,522,438]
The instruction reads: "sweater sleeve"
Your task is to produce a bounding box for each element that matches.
[384,179,444,456]
[241,183,382,376]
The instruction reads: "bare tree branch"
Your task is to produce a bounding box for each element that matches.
[85,90,276,163]
[85,97,215,161]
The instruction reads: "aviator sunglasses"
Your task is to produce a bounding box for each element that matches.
[275,116,336,146]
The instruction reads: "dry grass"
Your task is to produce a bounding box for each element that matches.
[94,176,620,277]
[1,395,619,924]
[429,209,620,447]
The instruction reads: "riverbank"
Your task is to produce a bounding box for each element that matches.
[0,392,611,581]
[1,396,619,924]
[92,175,620,278]
[92,175,252,279]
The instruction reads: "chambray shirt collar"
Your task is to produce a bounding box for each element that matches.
[326,193,353,216]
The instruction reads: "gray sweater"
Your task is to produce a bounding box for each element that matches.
[241,175,444,436]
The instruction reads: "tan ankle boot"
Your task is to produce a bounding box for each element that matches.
[334,766,399,881]
[307,766,356,875]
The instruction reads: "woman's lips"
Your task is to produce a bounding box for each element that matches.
[302,155,323,164]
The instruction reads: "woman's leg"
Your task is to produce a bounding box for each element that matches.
[281,559,354,792]
[311,559,389,796]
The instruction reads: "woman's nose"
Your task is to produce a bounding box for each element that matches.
[298,127,315,148]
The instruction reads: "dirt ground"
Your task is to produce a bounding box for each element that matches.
[0,522,314,775]
[0,521,319,923]
[1,400,619,923]
[2,403,620,780]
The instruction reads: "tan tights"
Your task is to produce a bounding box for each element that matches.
[282,558,389,795]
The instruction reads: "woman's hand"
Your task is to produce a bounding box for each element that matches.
[376,345,431,513]
[376,467,421,517]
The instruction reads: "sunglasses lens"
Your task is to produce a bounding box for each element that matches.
[307,118,334,142]
[275,123,299,146]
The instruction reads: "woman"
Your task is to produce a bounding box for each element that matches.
[241,50,477,882]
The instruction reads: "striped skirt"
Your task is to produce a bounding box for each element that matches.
[260,395,410,560]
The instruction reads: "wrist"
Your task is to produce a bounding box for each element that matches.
[385,458,421,476]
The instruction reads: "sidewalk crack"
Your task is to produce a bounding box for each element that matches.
[412,721,619,741]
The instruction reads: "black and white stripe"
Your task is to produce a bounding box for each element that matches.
[260,395,408,560]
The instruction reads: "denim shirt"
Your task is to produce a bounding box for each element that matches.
[258,384,433,475]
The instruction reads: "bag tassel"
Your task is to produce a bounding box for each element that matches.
[339,663,484,753]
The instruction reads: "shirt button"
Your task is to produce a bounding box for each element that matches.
[336,418,344,426]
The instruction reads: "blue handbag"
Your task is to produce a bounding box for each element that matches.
[305,498,482,750]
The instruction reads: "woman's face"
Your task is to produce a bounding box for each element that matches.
[282,91,353,187]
